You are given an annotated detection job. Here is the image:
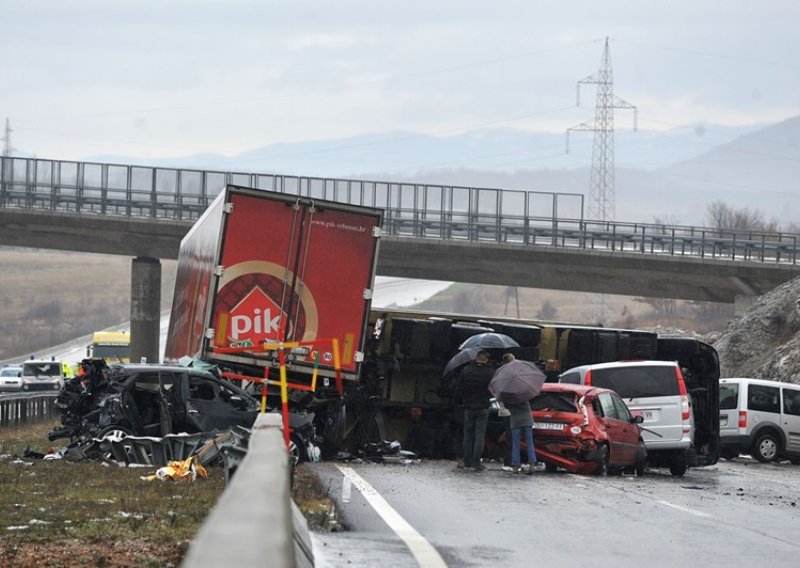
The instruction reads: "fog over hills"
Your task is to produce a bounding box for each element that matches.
[86,115,799,227]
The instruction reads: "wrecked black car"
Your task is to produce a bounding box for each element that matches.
[48,363,260,444]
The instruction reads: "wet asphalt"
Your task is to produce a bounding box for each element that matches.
[308,456,800,567]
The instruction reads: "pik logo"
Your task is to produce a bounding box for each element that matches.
[228,286,288,343]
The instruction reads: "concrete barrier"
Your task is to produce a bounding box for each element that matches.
[181,413,313,568]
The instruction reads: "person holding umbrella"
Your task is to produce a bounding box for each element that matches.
[490,354,547,474]
[457,349,495,471]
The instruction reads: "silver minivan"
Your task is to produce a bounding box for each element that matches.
[560,360,693,476]
[719,378,800,464]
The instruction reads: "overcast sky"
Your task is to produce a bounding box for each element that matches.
[2,1,799,162]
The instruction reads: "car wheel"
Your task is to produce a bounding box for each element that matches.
[98,425,134,461]
[753,433,779,463]
[669,451,688,476]
[635,443,647,477]
[594,444,609,476]
[288,433,305,465]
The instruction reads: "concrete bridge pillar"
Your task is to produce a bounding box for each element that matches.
[130,257,161,363]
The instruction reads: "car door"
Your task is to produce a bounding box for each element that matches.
[597,391,637,466]
[183,373,258,432]
[609,392,641,464]
[781,387,800,456]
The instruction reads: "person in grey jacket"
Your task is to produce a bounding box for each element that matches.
[503,354,545,474]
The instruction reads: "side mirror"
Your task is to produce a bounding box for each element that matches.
[630,412,644,424]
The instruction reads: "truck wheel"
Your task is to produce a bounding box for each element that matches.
[753,433,779,463]
[669,451,688,476]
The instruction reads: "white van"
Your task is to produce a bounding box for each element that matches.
[21,360,67,391]
[560,360,693,476]
[719,378,800,464]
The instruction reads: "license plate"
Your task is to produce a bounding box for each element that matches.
[533,422,565,431]
[641,410,655,420]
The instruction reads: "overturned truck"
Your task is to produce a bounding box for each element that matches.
[164,185,720,467]
[164,185,383,457]
[358,310,720,468]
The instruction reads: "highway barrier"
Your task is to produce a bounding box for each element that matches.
[181,412,313,568]
[0,393,57,427]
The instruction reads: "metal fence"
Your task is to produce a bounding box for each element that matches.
[0,393,57,428]
[2,155,798,264]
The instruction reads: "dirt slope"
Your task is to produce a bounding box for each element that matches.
[713,276,800,382]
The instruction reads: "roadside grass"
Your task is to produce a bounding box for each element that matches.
[1,420,343,566]
[0,420,225,567]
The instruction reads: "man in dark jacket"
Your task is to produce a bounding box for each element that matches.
[458,350,495,471]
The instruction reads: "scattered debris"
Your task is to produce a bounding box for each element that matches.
[142,456,208,482]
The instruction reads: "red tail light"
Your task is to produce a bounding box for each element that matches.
[584,369,592,386]
[675,367,691,421]
[738,411,747,429]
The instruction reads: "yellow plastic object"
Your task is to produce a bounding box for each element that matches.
[143,456,208,482]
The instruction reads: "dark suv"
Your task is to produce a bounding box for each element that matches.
[49,363,259,442]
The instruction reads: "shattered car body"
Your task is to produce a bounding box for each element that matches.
[49,364,261,444]
[530,384,646,475]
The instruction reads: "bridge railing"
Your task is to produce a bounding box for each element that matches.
[2,156,798,265]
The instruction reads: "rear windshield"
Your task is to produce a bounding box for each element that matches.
[531,392,579,413]
[22,362,62,377]
[591,366,679,398]
[719,383,739,409]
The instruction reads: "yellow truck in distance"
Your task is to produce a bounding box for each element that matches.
[86,331,131,363]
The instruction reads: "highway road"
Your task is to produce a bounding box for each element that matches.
[309,457,800,567]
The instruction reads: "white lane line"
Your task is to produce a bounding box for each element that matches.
[335,465,447,568]
[657,500,712,518]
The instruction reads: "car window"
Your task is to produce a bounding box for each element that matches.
[719,384,739,410]
[531,392,578,413]
[591,365,679,398]
[133,372,160,392]
[782,388,800,416]
[597,392,618,419]
[188,376,220,400]
[610,393,632,422]
[559,372,581,385]
[748,384,780,413]
[22,362,62,376]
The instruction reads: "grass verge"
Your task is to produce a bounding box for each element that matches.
[0,420,225,567]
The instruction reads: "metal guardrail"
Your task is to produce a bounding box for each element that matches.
[2,156,798,265]
[0,393,57,427]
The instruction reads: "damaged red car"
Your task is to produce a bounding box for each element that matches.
[531,384,646,475]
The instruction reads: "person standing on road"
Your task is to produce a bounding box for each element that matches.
[502,353,544,474]
[458,349,495,471]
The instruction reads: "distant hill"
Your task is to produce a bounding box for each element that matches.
[83,117,797,227]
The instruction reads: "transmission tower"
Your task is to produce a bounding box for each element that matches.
[1,118,14,157]
[566,37,637,222]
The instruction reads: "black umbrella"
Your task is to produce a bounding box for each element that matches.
[489,360,547,405]
[459,332,520,350]
[442,347,481,377]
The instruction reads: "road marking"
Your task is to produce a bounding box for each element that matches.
[657,500,712,518]
[335,465,447,568]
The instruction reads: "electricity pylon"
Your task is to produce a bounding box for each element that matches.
[566,37,637,222]
[1,118,14,157]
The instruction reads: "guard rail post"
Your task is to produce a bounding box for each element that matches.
[181,412,310,568]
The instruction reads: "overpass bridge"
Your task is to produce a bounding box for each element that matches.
[2,156,799,359]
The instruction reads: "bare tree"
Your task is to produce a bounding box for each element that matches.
[705,200,780,233]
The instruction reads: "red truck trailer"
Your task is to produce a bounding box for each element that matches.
[165,185,382,386]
